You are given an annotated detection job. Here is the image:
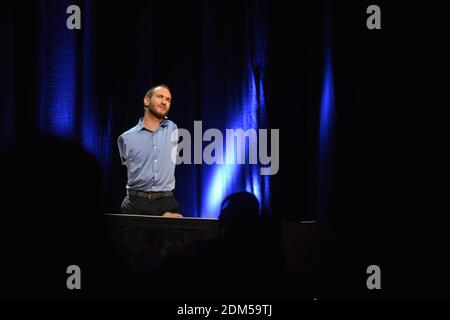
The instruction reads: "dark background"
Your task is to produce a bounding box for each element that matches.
[1,0,332,221]
[1,0,449,298]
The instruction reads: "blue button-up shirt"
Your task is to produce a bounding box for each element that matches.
[117,118,178,192]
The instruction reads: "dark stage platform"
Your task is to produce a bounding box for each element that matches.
[102,213,321,279]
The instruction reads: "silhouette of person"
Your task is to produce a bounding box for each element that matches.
[157,192,286,299]
[0,134,129,299]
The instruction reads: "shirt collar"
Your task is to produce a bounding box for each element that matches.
[138,117,169,131]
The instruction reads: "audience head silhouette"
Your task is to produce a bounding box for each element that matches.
[219,191,260,235]
[0,134,117,299]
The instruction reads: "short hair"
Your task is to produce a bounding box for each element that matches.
[145,84,171,98]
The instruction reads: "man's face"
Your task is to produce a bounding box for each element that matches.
[144,87,172,119]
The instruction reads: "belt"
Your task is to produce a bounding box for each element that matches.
[127,190,173,200]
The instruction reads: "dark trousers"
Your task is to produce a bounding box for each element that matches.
[121,195,181,216]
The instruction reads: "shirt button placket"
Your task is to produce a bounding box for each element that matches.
[153,135,158,178]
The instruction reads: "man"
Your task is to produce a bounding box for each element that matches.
[118,84,182,218]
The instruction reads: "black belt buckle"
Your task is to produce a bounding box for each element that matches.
[148,192,161,200]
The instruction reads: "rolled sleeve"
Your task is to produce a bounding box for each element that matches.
[117,135,128,165]
[171,125,179,145]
